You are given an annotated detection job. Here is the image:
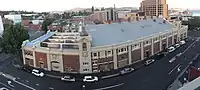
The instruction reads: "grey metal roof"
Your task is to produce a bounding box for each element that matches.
[86,18,175,47]
[25,31,55,47]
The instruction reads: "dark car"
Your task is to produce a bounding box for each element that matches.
[21,66,32,73]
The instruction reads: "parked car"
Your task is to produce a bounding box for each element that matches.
[61,76,75,82]
[174,43,180,48]
[145,59,155,65]
[179,40,186,45]
[21,66,32,73]
[120,68,135,75]
[83,76,98,82]
[0,87,9,90]
[168,46,175,53]
[31,69,44,77]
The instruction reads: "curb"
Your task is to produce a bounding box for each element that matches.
[101,73,120,79]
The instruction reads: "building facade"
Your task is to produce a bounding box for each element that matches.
[4,14,22,24]
[22,17,188,74]
[140,0,168,18]
[0,16,4,37]
[105,8,118,21]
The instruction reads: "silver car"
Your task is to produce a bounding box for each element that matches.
[61,76,75,82]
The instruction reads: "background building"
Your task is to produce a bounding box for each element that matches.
[4,14,22,24]
[140,0,168,18]
[21,17,188,74]
[105,8,118,21]
[0,16,4,37]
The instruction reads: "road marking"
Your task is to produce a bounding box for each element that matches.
[101,73,120,79]
[169,57,176,63]
[7,81,14,87]
[93,83,124,90]
[182,40,197,54]
[13,78,36,90]
[0,82,15,90]
[49,87,54,90]
[36,84,39,86]
[193,53,200,61]
[25,80,29,83]
[168,64,181,75]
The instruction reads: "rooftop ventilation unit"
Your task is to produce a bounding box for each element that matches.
[151,16,153,19]
[153,19,156,22]
[121,29,124,32]
[143,16,147,20]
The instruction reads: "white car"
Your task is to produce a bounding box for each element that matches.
[179,40,186,45]
[31,69,44,77]
[83,76,98,82]
[61,76,75,82]
[168,46,175,53]
[0,87,8,90]
[145,59,155,65]
[120,68,135,75]
[174,44,180,48]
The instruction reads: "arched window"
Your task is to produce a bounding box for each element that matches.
[82,43,87,51]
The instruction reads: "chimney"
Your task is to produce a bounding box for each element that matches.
[118,18,121,24]
[151,16,153,19]
[136,17,139,21]
[143,16,147,20]
[163,20,166,24]
[127,18,131,23]
[108,20,111,24]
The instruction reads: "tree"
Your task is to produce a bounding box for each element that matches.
[1,24,29,55]
[42,18,55,32]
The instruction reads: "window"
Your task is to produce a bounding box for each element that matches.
[82,43,87,51]
[107,51,111,56]
[93,53,97,57]
[83,69,89,71]
[83,62,89,65]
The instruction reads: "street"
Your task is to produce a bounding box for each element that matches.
[0,30,200,90]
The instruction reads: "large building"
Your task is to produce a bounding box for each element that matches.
[140,0,168,18]
[0,16,4,37]
[4,14,22,24]
[21,16,188,74]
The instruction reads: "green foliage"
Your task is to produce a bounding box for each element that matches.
[1,24,29,55]
[42,18,55,32]
[185,16,200,30]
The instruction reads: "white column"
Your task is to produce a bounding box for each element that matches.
[160,37,162,51]
[60,53,64,72]
[47,50,51,71]
[128,45,132,65]
[172,33,174,45]
[22,48,26,65]
[33,49,36,67]
[141,42,144,60]
[151,39,154,55]
[166,35,169,48]
[113,49,118,69]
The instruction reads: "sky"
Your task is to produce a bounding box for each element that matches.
[0,0,199,12]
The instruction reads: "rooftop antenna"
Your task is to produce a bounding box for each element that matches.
[114,4,116,9]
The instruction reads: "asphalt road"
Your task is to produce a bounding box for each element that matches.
[0,30,200,90]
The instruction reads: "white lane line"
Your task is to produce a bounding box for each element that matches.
[168,64,181,75]
[182,40,197,54]
[0,81,15,90]
[7,81,14,87]
[193,53,200,61]
[101,73,120,79]
[169,57,176,63]
[93,83,124,90]
[13,78,36,90]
